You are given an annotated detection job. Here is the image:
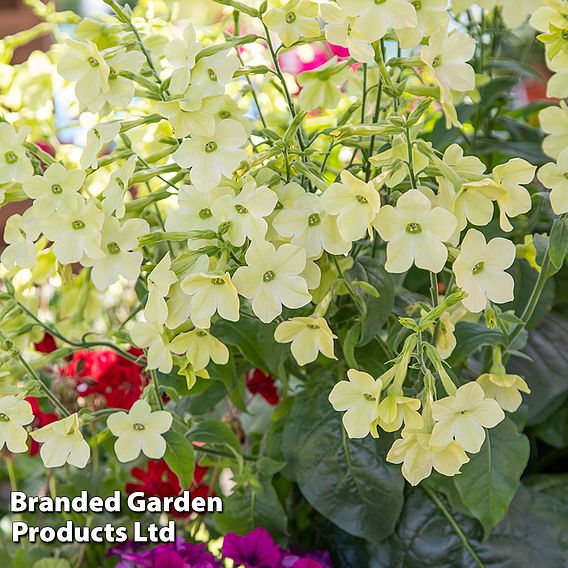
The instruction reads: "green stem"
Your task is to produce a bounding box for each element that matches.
[6,457,17,492]
[150,369,164,410]
[422,486,485,568]
[404,126,417,188]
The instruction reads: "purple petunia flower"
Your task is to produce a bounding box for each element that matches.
[222,528,282,568]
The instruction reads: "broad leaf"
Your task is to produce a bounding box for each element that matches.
[163,430,196,488]
[454,418,529,526]
[447,322,505,366]
[282,374,404,542]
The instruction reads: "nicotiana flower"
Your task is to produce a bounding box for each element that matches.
[211,179,278,247]
[0,123,33,184]
[145,253,178,325]
[57,39,109,110]
[83,217,149,290]
[0,396,34,454]
[421,27,476,103]
[329,370,382,438]
[430,382,505,453]
[80,122,121,170]
[274,316,337,366]
[102,155,137,218]
[377,388,423,433]
[42,195,104,265]
[30,413,91,469]
[170,328,229,371]
[130,320,174,373]
[539,101,568,159]
[321,2,376,63]
[1,210,40,270]
[264,0,320,47]
[184,50,240,102]
[477,371,531,413]
[336,0,417,43]
[373,189,457,273]
[233,240,311,323]
[530,0,568,33]
[107,400,172,463]
[322,170,381,242]
[543,51,568,99]
[453,229,516,313]
[24,162,85,217]
[172,119,248,190]
[396,0,449,49]
[164,22,202,95]
[387,428,470,486]
[180,272,240,329]
[273,193,350,259]
[297,58,352,111]
[493,158,535,232]
[537,147,568,215]
[89,49,146,113]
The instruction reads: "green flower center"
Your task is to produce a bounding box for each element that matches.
[219,110,231,119]
[412,0,422,9]
[93,128,101,139]
[0,413,10,422]
[374,0,387,4]
[406,222,422,234]
[563,29,568,40]
[207,68,218,81]
[263,270,276,282]
[308,213,321,227]
[51,183,63,194]
[275,200,283,210]
[204,141,218,153]
[307,323,320,329]
[235,204,249,214]
[356,195,368,204]
[432,55,442,68]
[107,241,121,255]
[212,277,225,285]
[196,330,207,337]
[72,219,86,230]
[199,208,212,219]
[4,151,18,164]
[285,11,296,23]
[109,67,117,80]
[133,423,145,431]
[87,56,100,67]
[472,261,484,275]
[363,393,376,401]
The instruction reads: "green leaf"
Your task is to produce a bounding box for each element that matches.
[163,430,196,488]
[32,561,70,568]
[532,402,568,448]
[215,471,288,538]
[213,315,287,376]
[446,322,505,366]
[454,418,530,526]
[189,420,242,454]
[372,486,563,568]
[282,374,404,542]
[509,313,568,425]
[549,218,568,270]
[345,256,395,344]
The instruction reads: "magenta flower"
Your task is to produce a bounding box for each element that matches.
[222,528,282,568]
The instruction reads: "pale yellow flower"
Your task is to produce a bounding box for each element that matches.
[493,158,535,232]
[107,400,172,463]
[1,210,40,270]
[180,272,240,329]
[80,122,121,170]
[130,320,174,373]
[530,0,568,33]
[431,382,505,453]
[297,58,352,111]
[537,148,568,215]
[0,123,33,184]
[264,0,320,47]
[321,170,381,242]
[164,22,202,95]
[373,189,457,273]
[274,316,337,365]
[396,0,449,49]
[170,328,229,371]
[387,428,469,485]
[436,311,457,360]
[377,389,423,433]
[0,396,34,454]
[477,372,531,413]
[328,369,382,438]
[30,413,91,469]
[233,240,311,323]
[453,229,516,313]
[539,100,568,159]
[145,253,177,325]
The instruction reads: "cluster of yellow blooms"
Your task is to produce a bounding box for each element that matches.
[0,0,560,484]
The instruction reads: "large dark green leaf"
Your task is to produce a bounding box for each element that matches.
[282,374,404,542]
[454,418,529,526]
[346,255,395,344]
[509,313,568,425]
[446,322,505,367]
[371,487,563,567]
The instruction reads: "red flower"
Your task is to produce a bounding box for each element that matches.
[246,369,280,405]
[64,348,146,410]
[25,397,58,456]
[34,332,57,354]
[126,460,213,517]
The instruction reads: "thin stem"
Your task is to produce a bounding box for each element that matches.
[422,486,485,568]
[404,126,418,188]
[6,457,17,492]
[192,443,258,462]
[150,369,164,410]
